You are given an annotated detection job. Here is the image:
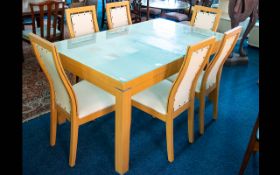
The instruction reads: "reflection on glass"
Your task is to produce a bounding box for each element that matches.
[67,34,97,49]
[106,27,130,40]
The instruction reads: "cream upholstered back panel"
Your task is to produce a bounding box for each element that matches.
[70,11,95,37]
[35,44,71,114]
[110,6,129,29]
[193,11,217,30]
[173,46,210,111]
[206,35,236,88]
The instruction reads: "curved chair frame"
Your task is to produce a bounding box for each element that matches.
[195,26,242,134]
[29,33,115,167]
[65,5,99,38]
[105,1,132,29]
[190,5,222,32]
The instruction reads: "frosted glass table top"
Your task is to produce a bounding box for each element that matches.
[55,18,223,83]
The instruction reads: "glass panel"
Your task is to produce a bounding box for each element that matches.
[55,18,223,83]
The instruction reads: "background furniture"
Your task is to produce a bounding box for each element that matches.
[22,0,65,42]
[239,115,259,175]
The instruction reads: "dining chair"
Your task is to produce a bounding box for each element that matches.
[22,0,65,43]
[168,26,242,134]
[29,33,116,167]
[101,0,122,29]
[132,37,216,162]
[65,5,99,38]
[239,114,259,175]
[106,1,132,29]
[181,5,222,32]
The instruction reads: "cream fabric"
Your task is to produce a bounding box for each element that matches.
[173,46,209,111]
[70,11,95,37]
[195,70,205,93]
[36,44,71,114]
[193,11,216,30]
[132,80,173,115]
[110,6,129,29]
[73,80,115,118]
[205,35,235,89]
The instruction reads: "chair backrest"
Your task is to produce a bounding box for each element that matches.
[169,37,216,112]
[29,33,78,118]
[66,5,99,38]
[29,0,65,42]
[106,1,132,29]
[190,5,222,32]
[202,26,242,91]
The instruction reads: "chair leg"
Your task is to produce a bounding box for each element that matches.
[50,104,58,146]
[198,95,205,135]
[69,122,79,167]
[188,104,195,143]
[209,88,219,120]
[239,138,256,175]
[57,111,66,125]
[166,117,174,162]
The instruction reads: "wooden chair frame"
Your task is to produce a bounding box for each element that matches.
[29,33,115,167]
[195,26,242,134]
[239,115,259,175]
[132,37,216,162]
[65,5,100,38]
[29,0,65,42]
[105,1,132,30]
[190,5,222,32]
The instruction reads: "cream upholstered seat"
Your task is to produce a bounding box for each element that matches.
[106,1,132,29]
[73,80,115,118]
[29,33,115,167]
[132,80,173,115]
[132,37,216,162]
[65,5,99,38]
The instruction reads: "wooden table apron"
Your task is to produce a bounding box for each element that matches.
[57,20,221,174]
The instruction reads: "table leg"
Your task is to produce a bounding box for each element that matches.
[115,89,132,174]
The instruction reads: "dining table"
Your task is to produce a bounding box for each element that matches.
[55,18,223,174]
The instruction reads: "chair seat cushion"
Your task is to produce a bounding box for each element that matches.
[163,12,189,22]
[141,7,161,15]
[73,80,115,118]
[132,80,173,115]
[22,26,61,41]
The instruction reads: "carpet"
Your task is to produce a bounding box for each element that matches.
[23,46,259,175]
